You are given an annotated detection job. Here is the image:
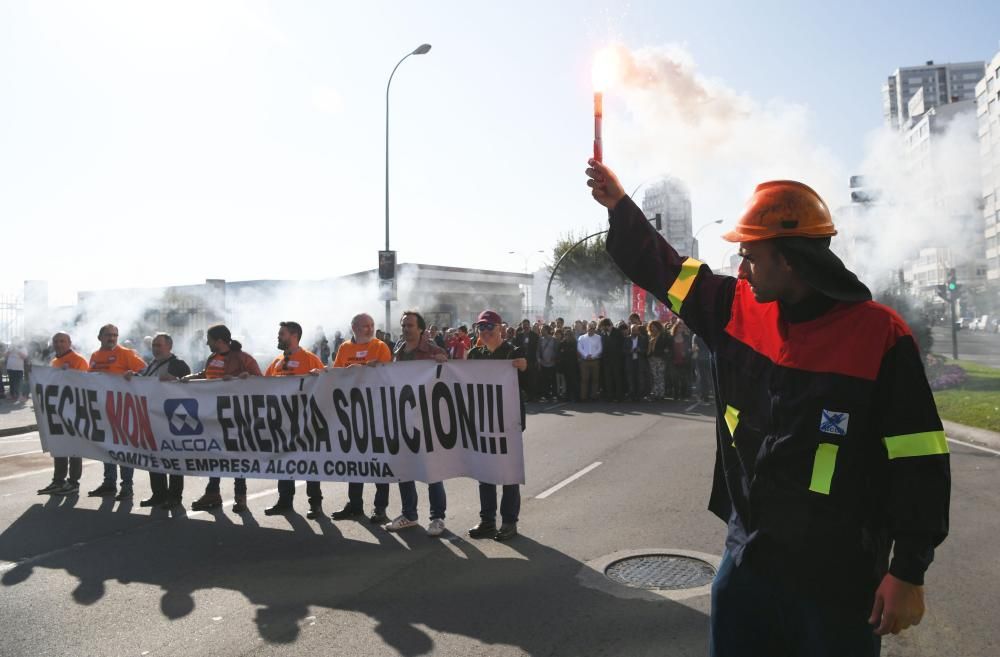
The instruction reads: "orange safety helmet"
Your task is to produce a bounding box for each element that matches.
[722,180,837,243]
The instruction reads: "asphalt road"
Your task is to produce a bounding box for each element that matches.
[1,401,998,657]
[932,326,1000,368]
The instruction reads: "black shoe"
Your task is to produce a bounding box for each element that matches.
[494,522,518,541]
[88,483,117,497]
[330,504,364,521]
[467,521,497,539]
[369,510,389,525]
[37,481,63,495]
[306,502,323,520]
[160,497,182,510]
[140,496,165,508]
[115,486,133,501]
[264,500,293,516]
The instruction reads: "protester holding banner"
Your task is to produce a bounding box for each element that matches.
[384,310,450,535]
[467,309,527,542]
[330,312,394,524]
[36,332,90,497]
[262,321,326,519]
[186,324,262,512]
[128,333,191,509]
[87,324,146,500]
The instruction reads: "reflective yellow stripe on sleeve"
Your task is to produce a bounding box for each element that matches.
[882,430,949,459]
[666,258,704,314]
[809,443,839,495]
[724,405,740,437]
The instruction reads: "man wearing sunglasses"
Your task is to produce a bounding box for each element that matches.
[263,321,325,518]
[466,310,528,542]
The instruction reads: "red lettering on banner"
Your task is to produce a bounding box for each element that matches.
[105,391,158,451]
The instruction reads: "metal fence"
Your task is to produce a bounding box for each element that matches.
[0,294,23,345]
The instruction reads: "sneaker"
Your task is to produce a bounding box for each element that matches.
[369,510,390,525]
[330,504,364,520]
[494,522,518,542]
[232,494,248,513]
[37,481,63,495]
[426,518,446,536]
[190,492,223,511]
[383,515,418,532]
[53,481,80,496]
[467,520,497,539]
[115,486,133,501]
[264,500,293,516]
[306,501,324,520]
[88,482,117,497]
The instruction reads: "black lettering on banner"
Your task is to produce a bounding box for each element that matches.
[74,387,92,438]
[454,383,477,449]
[418,385,433,453]
[218,397,239,451]
[380,387,400,455]
[476,384,485,445]
[496,384,505,432]
[432,382,457,450]
[347,461,358,477]
[399,385,421,453]
[349,388,369,453]
[486,384,495,433]
[266,395,288,451]
[59,386,76,436]
[332,389,351,452]
[281,394,301,451]
[365,388,384,453]
[500,437,508,454]
[489,436,497,454]
[42,385,64,436]
[87,389,105,442]
[251,395,270,452]
[309,397,332,453]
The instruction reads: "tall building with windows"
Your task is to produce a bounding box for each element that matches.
[641,177,695,258]
[883,60,984,131]
[976,49,1000,291]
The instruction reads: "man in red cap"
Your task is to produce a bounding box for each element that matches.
[466,310,527,541]
[586,159,950,657]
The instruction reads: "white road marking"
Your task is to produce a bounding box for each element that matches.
[0,461,100,482]
[0,450,43,459]
[542,402,568,412]
[535,461,602,499]
[947,437,1000,457]
[684,402,700,413]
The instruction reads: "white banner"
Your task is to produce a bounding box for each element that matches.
[30,361,525,485]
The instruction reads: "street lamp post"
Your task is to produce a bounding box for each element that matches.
[384,43,432,334]
[689,219,723,258]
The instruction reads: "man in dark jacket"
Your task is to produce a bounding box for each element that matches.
[587,159,950,657]
[599,318,625,402]
[623,323,650,401]
[127,333,191,509]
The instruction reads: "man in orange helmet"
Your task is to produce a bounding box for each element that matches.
[587,159,950,657]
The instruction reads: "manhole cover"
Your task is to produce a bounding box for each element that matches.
[604,554,716,590]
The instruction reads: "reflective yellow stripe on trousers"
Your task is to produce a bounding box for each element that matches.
[883,430,949,459]
[666,258,704,314]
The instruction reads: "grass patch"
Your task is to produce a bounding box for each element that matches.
[932,358,1000,433]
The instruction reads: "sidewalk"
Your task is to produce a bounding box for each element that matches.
[0,398,38,437]
[943,419,1000,451]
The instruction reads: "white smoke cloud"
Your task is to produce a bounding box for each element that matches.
[601,43,984,289]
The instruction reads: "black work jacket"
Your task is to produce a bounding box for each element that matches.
[607,195,950,592]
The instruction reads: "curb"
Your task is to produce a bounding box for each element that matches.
[0,424,38,438]
[944,420,1000,451]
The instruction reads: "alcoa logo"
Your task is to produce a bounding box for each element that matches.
[164,399,204,436]
[819,409,849,437]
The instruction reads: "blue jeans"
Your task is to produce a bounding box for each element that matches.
[398,481,446,521]
[103,463,134,487]
[478,483,520,524]
[346,482,389,513]
[277,479,323,503]
[710,550,880,657]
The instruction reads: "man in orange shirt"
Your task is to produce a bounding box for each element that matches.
[87,323,146,500]
[330,312,393,523]
[262,321,326,518]
[37,332,90,497]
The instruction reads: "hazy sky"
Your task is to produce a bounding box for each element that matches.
[2,1,999,306]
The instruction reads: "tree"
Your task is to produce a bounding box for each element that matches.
[549,232,628,315]
[875,289,934,359]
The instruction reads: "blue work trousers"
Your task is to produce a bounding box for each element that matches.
[398,481,446,521]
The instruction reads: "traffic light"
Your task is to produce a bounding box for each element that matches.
[947,268,957,292]
[654,213,662,231]
[378,250,396,280]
